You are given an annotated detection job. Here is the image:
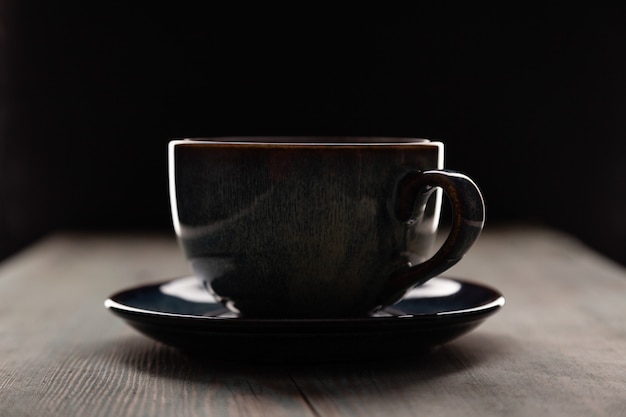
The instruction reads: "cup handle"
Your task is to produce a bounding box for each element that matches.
[378,169,485,308]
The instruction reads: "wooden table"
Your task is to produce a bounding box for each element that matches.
[1,225,625,416]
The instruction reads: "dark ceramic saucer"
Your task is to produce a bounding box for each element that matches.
[105,276,504,362]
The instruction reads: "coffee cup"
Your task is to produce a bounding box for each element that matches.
[168,137,484,318]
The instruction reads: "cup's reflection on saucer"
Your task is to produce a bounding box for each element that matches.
[160,276,236,317]
[159,275,467,319]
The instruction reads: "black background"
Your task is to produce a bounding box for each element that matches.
[2,4,626,266]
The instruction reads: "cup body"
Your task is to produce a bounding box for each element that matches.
[169,137,446,318]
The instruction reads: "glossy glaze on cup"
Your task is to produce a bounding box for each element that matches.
[169,138,482,318]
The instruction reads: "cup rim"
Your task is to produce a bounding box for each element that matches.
[170,136,436,146]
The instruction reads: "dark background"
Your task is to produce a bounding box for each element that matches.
[2,4,626,266]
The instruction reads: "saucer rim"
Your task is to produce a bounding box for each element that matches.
[104,276,505,328]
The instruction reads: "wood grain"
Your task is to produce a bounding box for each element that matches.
[1,226,625,416]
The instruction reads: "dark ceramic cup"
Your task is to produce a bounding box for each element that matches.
[169,137,484,318]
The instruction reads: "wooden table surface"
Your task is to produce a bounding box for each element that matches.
[1,225,625,416]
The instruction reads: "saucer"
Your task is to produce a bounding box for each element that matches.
[105,276,504,362]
